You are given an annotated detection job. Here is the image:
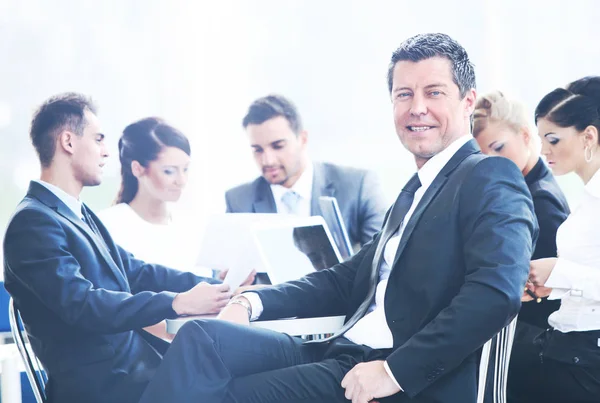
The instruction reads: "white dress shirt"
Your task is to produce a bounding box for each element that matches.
[545,167,600,332]
[270,162,314,217]
[35,180,83,219]
[244,135,471,388]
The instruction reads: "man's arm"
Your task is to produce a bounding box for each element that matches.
[117,246,219,295]
[385,157,537,398]
[357,170,387,245]
[251,235,380,320]
[4,209,180,334]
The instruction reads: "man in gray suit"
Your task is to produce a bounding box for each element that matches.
[225,94,387,249]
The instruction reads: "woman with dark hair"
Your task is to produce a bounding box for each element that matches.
[99,117,201,275]
[99,118,204,340]
[509,77,600,402]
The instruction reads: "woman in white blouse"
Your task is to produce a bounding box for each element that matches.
[99,117,202,272]
[514,77,600,402]
[100,117,251,340]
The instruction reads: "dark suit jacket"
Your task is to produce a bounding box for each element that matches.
[518,158,570,329]
[252,141,538,402]
[225,161,387,249]
[3,181,217,403]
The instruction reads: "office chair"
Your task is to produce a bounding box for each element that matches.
[9,298,48,403]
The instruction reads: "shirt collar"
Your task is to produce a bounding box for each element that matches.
[270,161,314,201]
[585,168,600,198]
[34,179,84,219]
[417,135,471,189]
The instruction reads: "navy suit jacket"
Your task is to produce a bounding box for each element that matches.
[225,161,387,249]
[252,141,538,402]
[3,182,217,403]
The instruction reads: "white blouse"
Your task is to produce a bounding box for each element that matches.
[546,168,600,332]
[98,203,212,277]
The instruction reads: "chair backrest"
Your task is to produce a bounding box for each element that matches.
[8,298,48,403]
[0,282,12,334]
[477,316,518,403]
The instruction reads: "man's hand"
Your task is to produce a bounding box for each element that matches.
[341,361,400,403]
[172,282,232,316]
[217,296,251,326]
[529,257,557,287]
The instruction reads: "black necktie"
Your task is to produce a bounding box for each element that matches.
[312,173,421,343]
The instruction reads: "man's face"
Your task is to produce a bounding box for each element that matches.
[246,116,307,187]
[70,110,109,187]
[391,56,476,168]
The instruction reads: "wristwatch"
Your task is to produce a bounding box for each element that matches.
[227,295,252,319]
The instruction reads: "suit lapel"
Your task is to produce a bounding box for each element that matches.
[83,205,130,291]
[27,182,129,291]
[392,140,481,268]
[310,162,335,216]
[252,179,277,213]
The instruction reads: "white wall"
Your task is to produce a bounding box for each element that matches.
[0,0,599,245]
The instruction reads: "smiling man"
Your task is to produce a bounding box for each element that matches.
[141,33,538,403]
[225,94,387,250]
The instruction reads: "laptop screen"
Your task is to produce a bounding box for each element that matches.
[253,222,341,285]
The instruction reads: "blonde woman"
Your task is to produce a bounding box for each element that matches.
[473,92,571,402]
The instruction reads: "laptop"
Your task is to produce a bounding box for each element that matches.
[318,196,354,260]
[252,216,342,285]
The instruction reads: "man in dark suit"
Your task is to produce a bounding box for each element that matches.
[225,94,387,249]
[3,93,233,403]
[141,33,538,403]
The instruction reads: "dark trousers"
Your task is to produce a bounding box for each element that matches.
[138,319,394,403]
[508,326,600,403]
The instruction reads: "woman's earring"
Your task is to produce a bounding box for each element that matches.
[585,146,594,163]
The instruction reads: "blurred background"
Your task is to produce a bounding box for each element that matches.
[1,0,599,264]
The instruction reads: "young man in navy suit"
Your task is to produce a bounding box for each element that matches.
[142,33,539,403]
[3,93,233,403]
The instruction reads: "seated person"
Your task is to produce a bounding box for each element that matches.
[3,93,232,403]
[139,33,537,403]
[100,117,234,340]
[472,91,570,402]
[516,76,600,403]
[225,94,388,251]
[100,117,202,275]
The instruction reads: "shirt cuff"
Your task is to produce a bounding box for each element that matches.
[383,361,403,391]
[548,288,572,300]
[545,258,573,290]
[241,292,263,321]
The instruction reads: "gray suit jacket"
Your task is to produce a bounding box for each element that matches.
[225,161,387,249]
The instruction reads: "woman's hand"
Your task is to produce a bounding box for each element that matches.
[529,257,558,287]
[218,269,257,286]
